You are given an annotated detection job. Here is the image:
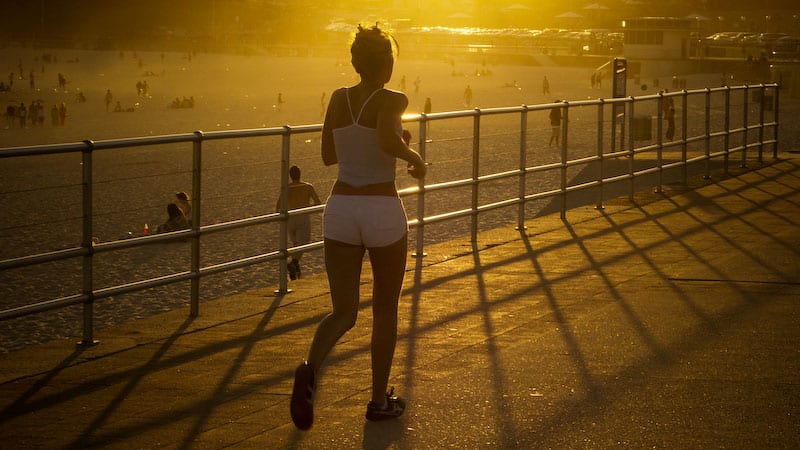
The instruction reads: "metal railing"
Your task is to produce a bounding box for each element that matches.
[0,83,779,346]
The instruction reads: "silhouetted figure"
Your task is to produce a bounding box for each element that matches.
[175,192,191,225]
[156,203,189,233]
[276,165,321,280]
[291,23,426,431]
[549,100,562,147]
[105,89,113,111]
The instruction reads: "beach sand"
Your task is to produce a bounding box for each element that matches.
[1,46,797,352]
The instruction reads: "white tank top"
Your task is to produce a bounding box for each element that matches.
[332,88,397,187]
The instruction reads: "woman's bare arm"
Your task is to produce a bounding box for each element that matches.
[377,91,426,178]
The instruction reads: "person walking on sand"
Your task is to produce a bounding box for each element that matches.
[105,89,113,112]
[549,99,562,147]
[276,93,284,111]
[276,165,321,280]
[290,23,427,431]
[542,75,550,95]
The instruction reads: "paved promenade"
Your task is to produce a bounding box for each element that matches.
[1,158,798,449]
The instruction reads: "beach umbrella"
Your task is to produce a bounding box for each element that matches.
[556,11,584,19]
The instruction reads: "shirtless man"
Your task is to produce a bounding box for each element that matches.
[276,165,321,280]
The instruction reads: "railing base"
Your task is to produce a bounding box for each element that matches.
[77,339,100,347]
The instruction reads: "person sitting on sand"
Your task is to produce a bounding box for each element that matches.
[175,191,191,225]
[156,203,189,233]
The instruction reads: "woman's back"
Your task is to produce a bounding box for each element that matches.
[329,87,399,186]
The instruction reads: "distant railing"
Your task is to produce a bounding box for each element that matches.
[0,83,779,346]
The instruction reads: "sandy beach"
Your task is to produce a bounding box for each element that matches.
[1,44,797,353]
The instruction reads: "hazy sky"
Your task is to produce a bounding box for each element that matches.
[1,0,797,44]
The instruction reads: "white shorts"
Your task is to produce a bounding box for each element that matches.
[323,195,408,248]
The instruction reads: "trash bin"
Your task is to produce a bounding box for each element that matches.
[633,115,652,140]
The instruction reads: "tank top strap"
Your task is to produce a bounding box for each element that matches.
[345,88,357,124]
[353,88,382,125]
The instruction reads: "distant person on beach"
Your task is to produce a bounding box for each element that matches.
[661,89,675,140]
[275,165,321,280]
[276,93,284,111]
[542,75,550,95]
[665,104,676,141]
[59,102,67,125]
[464,84,473,107]
[105,89,113,111]
[423,96,432,137]
[549,100,562,147]
[156,203,189,233]
[36,101,44,126]
[175,191,192,225]
[17,102,27,128]
[291,23,426,430]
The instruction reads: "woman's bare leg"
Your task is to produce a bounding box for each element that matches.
[306,239,365,372]
[367,235,407,405]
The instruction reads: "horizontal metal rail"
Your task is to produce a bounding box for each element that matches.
[0,83,780,346]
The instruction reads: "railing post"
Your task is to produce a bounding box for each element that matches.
[190,131,202,315]
[627,97,635,201]
[596,99,605,210]
[655,92,664,193]
[704,88,711,179]
[724,86,731,175]
[681,89,688,186]
[773,84,780,159]
[79,140,97,346]
[758,84,765,163]
[275,126,292,295]
[560,102,568,220]
[516,106,528,230]
[741,85,749,168]
[471,108,481,241]
[413,114,427,258]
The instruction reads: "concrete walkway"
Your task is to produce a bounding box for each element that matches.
[1,158,798,449]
